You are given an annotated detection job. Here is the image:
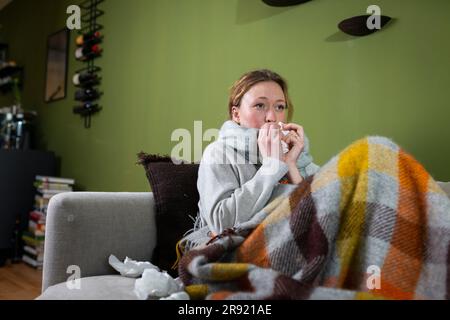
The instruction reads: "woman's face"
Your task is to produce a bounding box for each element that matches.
[231,81,287,129]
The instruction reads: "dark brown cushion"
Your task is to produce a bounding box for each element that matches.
[137,152,199,277]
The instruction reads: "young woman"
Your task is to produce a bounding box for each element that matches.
[182,69,320,247]
[177,70,450,300]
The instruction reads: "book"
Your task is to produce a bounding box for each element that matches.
[22,230,44,240]
[22,254,43,269]
[29,211,46,223]
[35,194,52,203]
[28,220,45,236]
[22,232,45,248]
[35,175,75,185]
[23,245,44,257]
[37,186,73,192]
[36,189,71,198]
[22,240,44,250]
[34,195,50,213]
[22,176,76,270]
[34,205,48,214]
[23,247,44,261]
[34,181,73,191]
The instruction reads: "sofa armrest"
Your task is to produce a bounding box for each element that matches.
[42,192,156,292]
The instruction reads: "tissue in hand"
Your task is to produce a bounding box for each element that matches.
[278,122,290,154]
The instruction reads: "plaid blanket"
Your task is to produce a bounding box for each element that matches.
[179,136,450,300]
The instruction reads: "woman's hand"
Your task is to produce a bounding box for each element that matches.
[280,123,305,166]
[258,123,283,162]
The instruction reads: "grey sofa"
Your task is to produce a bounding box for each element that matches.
[37,182,450,300]
[38,192,157,300]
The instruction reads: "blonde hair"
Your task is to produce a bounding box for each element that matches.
[228,69,294,122]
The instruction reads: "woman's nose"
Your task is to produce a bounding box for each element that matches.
[265,108,277,123]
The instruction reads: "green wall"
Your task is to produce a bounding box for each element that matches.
[0,0,449,191]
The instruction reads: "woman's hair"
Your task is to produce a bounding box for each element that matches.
[228,69,294,122]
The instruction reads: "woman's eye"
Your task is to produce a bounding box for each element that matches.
[255,103,265,109]
[276,105,286,111]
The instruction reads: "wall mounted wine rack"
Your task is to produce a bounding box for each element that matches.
[73,0,104,128]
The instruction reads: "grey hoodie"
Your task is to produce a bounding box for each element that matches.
[181,120,320,249]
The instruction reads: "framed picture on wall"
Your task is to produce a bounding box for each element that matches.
[44,29,69,103]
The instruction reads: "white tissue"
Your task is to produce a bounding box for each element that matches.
[108,254,159,278]
[160,291,190,300]
[278,122,290,154]
[134,268,185,300]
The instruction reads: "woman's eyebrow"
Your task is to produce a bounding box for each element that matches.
[255,96,286,103]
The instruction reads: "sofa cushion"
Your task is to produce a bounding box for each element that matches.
[137,153,199,277]
[37,275,140,300]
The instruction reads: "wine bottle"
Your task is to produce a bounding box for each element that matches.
[75,44,102,61]
[73,102,100,116]
[72,71,99,87]
[76,31,101,46]
[74,88,100,101]
[0,76,12,86]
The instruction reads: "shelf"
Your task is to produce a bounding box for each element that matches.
[0,78,22,94]
[0,82,14,93]
[338,15,392,36]
[0,65,23,78]
[74,0,104,129]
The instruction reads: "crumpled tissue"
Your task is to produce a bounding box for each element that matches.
[108,254,159,278]
[160,291,190,300]
[109,254,189,300]
[134,268,188,300]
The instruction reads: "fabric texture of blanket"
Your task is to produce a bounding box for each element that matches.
[178,136,450,300]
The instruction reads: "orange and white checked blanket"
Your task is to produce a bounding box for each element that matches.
[179,136,450,300]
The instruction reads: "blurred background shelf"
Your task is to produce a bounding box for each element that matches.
[0,149,57,266]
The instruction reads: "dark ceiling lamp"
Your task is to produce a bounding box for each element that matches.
[338,15,392,36]
[262,0,311,7]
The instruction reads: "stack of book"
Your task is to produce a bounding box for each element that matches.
[22,175,75,269]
